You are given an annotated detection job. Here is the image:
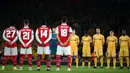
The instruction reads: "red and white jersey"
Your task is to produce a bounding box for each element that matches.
[56,23,72,47]
[18,26,34,48]
[3,27,18,48]
[35,25,52,47]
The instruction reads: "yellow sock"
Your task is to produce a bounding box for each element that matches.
[113,58,116,68]
[107,58,110,68]
[100,57,103,67]
[82,62,85,67]
[76,57,78,67]
[88,62,90,67]
[94,57,97,67]
[120,57,123,67]
[126,57,129,67]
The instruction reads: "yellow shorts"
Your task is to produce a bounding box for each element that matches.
[119,49,129,57]
[107,49,116,57]
[94,48,103,57]
[71,45,78,56]
[82,50,91,57]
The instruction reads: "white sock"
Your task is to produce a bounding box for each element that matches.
[37,67,40,69]
[20,66,22,69]
[2,66,5,68]
[13,67,16,68]
[47,68,50,69]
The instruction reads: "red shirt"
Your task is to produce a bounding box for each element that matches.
[19,28,34,48]
[56,24,72,47]
[36,26,51,47]
[3,27,18,48]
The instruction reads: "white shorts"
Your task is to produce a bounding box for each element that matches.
[4,47,17,56]
[56,45,71,55]
[37,46,50,55]
[20,47,32,54]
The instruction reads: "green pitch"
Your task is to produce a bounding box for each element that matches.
[0,65,130,73]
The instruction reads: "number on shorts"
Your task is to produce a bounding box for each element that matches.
[6,30,16,38]
[40,30,47,38]
[23,32,30,40]
[61,29,67,37]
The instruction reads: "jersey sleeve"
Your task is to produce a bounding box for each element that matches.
[2,30,10,42]
[44,29,52,44]
[77,36,80,44]
[81,36,84,43]
[127,36,130,43]
[18,30,25,46]
[102,35,105,45]
[119,37,121,44]
[35,29,42,44]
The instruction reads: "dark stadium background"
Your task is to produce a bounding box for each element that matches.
[0,0,130,60]
[0,0,130,35]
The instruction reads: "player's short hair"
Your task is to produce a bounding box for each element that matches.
[110,29,114,32]
[23,19,29,25]
[61,16,68,23]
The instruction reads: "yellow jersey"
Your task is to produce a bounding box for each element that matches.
[119,35,130,49]
[82,35,92,50]
[93,34,105,49]
[70,35,79,46]
[106,36,117,49]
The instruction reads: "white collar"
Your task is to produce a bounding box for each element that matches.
[61,23,67,25]
[24,26,29,28]
[9,26,15,28]
[42,25,46,27]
